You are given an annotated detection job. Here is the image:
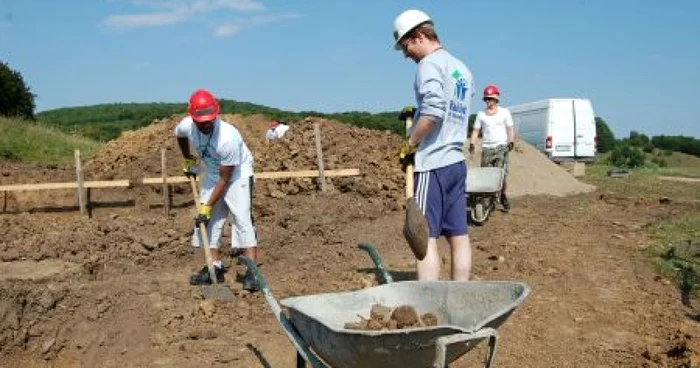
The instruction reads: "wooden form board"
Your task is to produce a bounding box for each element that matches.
[0,168,360,192]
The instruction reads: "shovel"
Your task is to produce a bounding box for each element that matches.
[188,177,235,300]
[400,114,430,260]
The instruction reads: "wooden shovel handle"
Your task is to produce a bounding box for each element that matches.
[189,177,220,286]
[405,116,415,200]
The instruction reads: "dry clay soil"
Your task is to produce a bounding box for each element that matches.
[1,115,699,367]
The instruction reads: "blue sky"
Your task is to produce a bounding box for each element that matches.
[1,0,699,138]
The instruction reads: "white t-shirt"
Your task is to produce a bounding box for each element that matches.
[265,124,290,141]
[474,107,514,148]
[174,117,254,187]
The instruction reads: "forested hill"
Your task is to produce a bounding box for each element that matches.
[36,100,403,141]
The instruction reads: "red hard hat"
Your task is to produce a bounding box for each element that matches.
[483,85,500,100]
[188,89,220,123]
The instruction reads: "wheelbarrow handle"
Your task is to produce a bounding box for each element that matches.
[237,256,326,368]
[433,328,498,368]
[358,243,394,284]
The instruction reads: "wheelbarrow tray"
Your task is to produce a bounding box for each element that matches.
[280,280,530,368]
[466,167,505,194]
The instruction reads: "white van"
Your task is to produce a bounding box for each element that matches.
[508,98,597,162]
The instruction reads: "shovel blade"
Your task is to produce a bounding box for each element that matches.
[199,284,235,301]
[404,198,429,260]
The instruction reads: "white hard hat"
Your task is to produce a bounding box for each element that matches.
[392,9,432,50]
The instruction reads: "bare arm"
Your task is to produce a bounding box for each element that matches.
[177,137,194,159]
[507,125,515,143]
[469,127,481,146]
[408,116,436,146]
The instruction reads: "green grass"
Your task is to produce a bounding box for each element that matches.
[584,163,700,200]
[585,160,700,301]
[0,116,101,165]
[651,213,700,304]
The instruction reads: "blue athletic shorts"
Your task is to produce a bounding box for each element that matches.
[413,161,468,237]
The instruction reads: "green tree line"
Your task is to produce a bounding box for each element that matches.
[35,102,411,141]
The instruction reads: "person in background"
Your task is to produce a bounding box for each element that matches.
[175,88,260,292]
[265,120,290,141]
[394,9,474,281]
[469,85,516,211]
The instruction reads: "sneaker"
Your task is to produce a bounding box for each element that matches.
[241,271,260,292]
[501,194,511,212]
[189,265,226,285]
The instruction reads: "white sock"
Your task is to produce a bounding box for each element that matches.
[213,260,223,269]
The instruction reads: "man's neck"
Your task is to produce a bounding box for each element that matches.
[426,42,442,55]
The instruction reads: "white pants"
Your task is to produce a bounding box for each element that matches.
[191,175,257,250]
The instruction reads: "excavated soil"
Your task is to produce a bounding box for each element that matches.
[344,304,439,330]
[0,114,698,367]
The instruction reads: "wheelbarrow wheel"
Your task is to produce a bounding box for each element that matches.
[471,203,488,226]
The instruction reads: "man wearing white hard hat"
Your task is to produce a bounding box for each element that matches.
[394,9,475,281]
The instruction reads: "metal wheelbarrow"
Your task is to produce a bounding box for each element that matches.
[238,243,530,368]
[466,166,505,225]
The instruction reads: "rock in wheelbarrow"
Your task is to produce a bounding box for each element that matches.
[344,304,439,331]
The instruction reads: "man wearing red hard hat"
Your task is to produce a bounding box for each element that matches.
[174,88,260,292]
[469,85,516,211]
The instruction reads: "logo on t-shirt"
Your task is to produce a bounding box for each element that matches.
[448,70,469,119]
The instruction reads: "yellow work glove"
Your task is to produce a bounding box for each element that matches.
[398,140,417,170]
[182,157,199,178]
[195,204,212,226]
[398,105,417,121]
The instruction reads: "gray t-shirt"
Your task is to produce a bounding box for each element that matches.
[412,48,473,172]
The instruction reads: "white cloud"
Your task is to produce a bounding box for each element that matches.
[248,12,302,26]
[213,24,242,37]
[102,0,265,29]
[213,12,302,38]
[103,11,188,28]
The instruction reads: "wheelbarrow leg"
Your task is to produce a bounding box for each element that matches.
[358,243,394,284]
[433,328,498,368]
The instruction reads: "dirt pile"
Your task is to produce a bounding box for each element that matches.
[81,113,593,208]
[344,304,438,330]
[83,114,405,213]
[1,113,595,213]
[467,140,595,197]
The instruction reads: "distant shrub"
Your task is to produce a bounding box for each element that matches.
[651,157,668,167]
[610,143,645,168]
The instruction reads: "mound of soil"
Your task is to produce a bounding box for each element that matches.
[467,140,595,198]
[2,113,594,215]
[84,114,403,206]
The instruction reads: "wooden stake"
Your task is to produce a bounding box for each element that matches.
[74,150,87,215]
[313,122,326,192]
[161,149,170,216]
